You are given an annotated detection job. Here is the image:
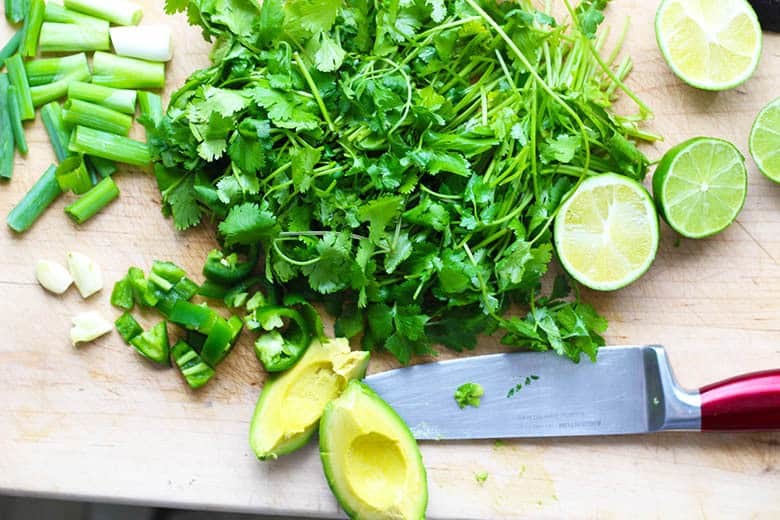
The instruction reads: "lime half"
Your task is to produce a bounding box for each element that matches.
[749,97,780,183]
[652,137,747,239]
[655,0,762,91]
[554,174,659,292]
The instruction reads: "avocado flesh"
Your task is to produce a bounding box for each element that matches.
[320,380,428,520]
[249,338,370,460]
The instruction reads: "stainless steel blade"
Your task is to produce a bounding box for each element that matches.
[365,345,701,440]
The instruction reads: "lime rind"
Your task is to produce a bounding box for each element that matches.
[655,0,763,91]
[749,97,780,183]
[554,173,660,292]
[653,137,747,239]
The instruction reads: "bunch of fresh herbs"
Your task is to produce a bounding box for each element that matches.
[152,0,658,364]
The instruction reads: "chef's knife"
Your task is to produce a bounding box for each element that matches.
[365,345,780,440]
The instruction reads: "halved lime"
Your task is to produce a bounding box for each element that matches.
[749,97,780,183]
[652,137,747,239]
[655,0,762,91]
[554,174,659,292]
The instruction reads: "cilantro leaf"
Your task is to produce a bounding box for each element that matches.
[218,202,279,246]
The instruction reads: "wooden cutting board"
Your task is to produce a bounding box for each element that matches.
[1,1,779,518]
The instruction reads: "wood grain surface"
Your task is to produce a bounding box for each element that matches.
[2,1,779,518]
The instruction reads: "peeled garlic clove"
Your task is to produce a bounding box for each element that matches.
[35,260,73,294]
[66,251,103,298]
[71,311,113,346]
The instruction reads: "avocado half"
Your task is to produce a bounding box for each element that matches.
[320,380,428,520]
[249,338,370,460]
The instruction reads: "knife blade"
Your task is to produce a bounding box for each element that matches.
[365,345,780,440]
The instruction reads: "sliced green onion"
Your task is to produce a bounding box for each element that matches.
[30,69,92,107]
[21,0,45,58]
[0,75,14,179]
[25,53,90,86]
[0,31,23,67]
[43,3,109,29]
[68,81,136,114]
[5,0,28,24]
[85,156,116,178]
[6,54,35,121]
[68,126,151,166]
[109,25,171,62]
[40,102,71,161]
[91,51,164,89]
[7,85,28,155]
[55,155,92,194]
[129,321,170,365]
[115,312,143,343]
[137,90,162,128]
[64,175,119,224]
[171,340,215,389]
[64,0,143,26]
[7,165,63,232]
[111,276,134,310]
[38,21,110,53]
[63,98,133,136]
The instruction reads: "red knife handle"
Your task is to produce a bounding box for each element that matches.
[700,370,780,431]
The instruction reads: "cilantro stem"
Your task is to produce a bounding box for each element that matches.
[272,239,322,267]
[561,0,650,116]
[463,0,591,212]
[293,52,336,133]
[605,18,630,67]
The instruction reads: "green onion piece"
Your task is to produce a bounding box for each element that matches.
[111,276,134,310]
[129,321,169,365]
[5,0,28,24]
[7,85,28,155]
[64,0,143,26]
[6,54,35,121]
[30,70,91,108]
[171,340,215,389]
[91,51,164,89]
[169,301,218,334]
[151,260,186,284]
[0,31,23,67]
[85,156,116,178]
[0,75,14,179]
[68,126,150,167]
[64,176,119,224]
[40,102,71,161]
[43,3,109,29]
[38,21,110,53]
[137,90,162,128]
[7,165,63,232]
[25,53,90,86]
[201,316,234,368]
[115,312,143,343]
[63,98,133,136]
[127,267,158,307]
[68,81,136,115]
[55,155,92,194]
[21,0,45,58]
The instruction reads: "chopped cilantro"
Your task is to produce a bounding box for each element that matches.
[454,382,485,409]
[475,471,488,485]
